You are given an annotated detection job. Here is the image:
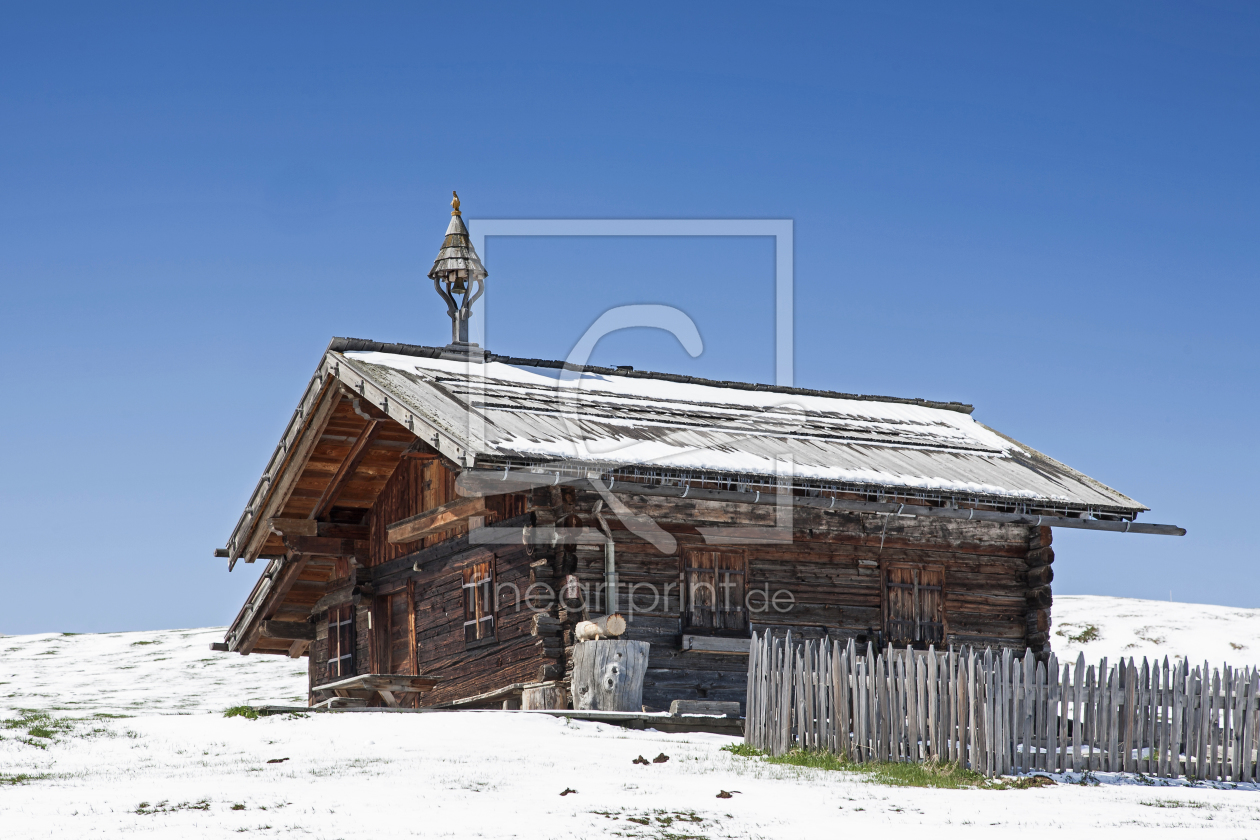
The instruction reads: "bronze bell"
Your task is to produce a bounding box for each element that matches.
[450,271,467,295]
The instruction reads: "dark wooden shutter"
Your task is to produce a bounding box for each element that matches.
[462,560,495,646]
[684,548,748,634]
[885,566,944,646]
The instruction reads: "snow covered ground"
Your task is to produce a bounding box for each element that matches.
[2,597,1258,838]
[1053,595,1260,667]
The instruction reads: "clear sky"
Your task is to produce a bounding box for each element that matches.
[1,2,1256,634]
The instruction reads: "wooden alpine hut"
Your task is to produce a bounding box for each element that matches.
[213,193,1185,712]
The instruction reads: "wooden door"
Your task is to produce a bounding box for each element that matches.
[884,565,945,646]
[683,548,748,635]
[377,582,416,677]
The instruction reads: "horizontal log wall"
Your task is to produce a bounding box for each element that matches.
[558,489,1050,712]
[410,542,550,705]
[309,481,1053,710]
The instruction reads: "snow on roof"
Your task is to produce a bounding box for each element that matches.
[336,345,1144,513]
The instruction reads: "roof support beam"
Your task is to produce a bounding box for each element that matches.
[237,556,309,654]
[231,376,342,569]
[281,536,370,558]
[309,411,383,520]
[261,620,316,641]
[386,496,489,544]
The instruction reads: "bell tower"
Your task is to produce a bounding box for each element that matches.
[428,191,488,357]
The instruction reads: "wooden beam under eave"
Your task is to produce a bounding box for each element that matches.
[308,412,384,521]
[386,495,490,544]
[261,620,316,641]
[233,377,342,570]
[269,518,369,540]
[281,536,370,559]
[238,556,309,655]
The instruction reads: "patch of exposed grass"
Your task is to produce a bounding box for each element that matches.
[722,745,1055,790]
[1140,799,1217,809]
[1135,627,1166,646]
[720,742,763,758]
[1,773,49,785]
[1057,623,1101,644]
[223,706,259,720]
[3,710,76,743]
[130,640,159,646]
[135,799,211,815]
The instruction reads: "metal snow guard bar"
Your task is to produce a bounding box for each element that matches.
[456,468,1186,537]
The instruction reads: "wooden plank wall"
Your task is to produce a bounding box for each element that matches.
[558,488,1049,713]
[309,476,1051,711]
[409,542,546,705]
[309,456,533,705]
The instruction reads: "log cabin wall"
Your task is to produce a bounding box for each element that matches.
[310,475,1053,711]
[407,541,548,705]
[551,488,1053,712]
[309,454,530,705]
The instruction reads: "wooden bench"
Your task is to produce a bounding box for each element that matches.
[312,674,441,709]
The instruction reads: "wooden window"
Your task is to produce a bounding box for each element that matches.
[462,560,496,647]
[683,548,748,635]
[327,604,355,678]
[884,566,945,646]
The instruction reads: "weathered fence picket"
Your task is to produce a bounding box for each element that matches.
[744,632,1260,781]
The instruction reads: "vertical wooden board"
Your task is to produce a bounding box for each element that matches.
[1224,666,1236,781]
[1211,668,1222,781]
[1194,667,1207,780]
[1021,651,1034,772]
[1113,664,1123,775]
[1057,663,1070,773]
[1138,658,1150,774]
[1083,664,1095,772]
[1159,658,1171,779]
[1164,664,1174,780]
[1071,654,1084,773]
[1245,669,1258,783]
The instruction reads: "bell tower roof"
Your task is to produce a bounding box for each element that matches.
[427,191,487,283]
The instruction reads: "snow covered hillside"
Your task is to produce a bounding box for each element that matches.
[0,627,306,716]
[1,598,1258,839]
[1053,596,1260,667]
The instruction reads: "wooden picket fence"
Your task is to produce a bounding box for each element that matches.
[744,631,1260,781]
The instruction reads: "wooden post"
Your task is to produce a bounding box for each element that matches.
[570,639,649,712]
[522,684,569,710]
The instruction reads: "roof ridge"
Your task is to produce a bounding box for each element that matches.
[327,336,975,415]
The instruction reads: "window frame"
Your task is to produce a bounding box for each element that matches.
[327,603,356,678]
[462,559,497,649]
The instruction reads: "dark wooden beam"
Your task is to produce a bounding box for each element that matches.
[386,495,489,544]
[239,556,309,655]
[312,582,373,613]
[270,518,369,540]
[261,620,316,641]
[281,536,370,559]
[310,414,384,521]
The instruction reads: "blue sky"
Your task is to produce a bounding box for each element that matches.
[1,2,1256,633]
